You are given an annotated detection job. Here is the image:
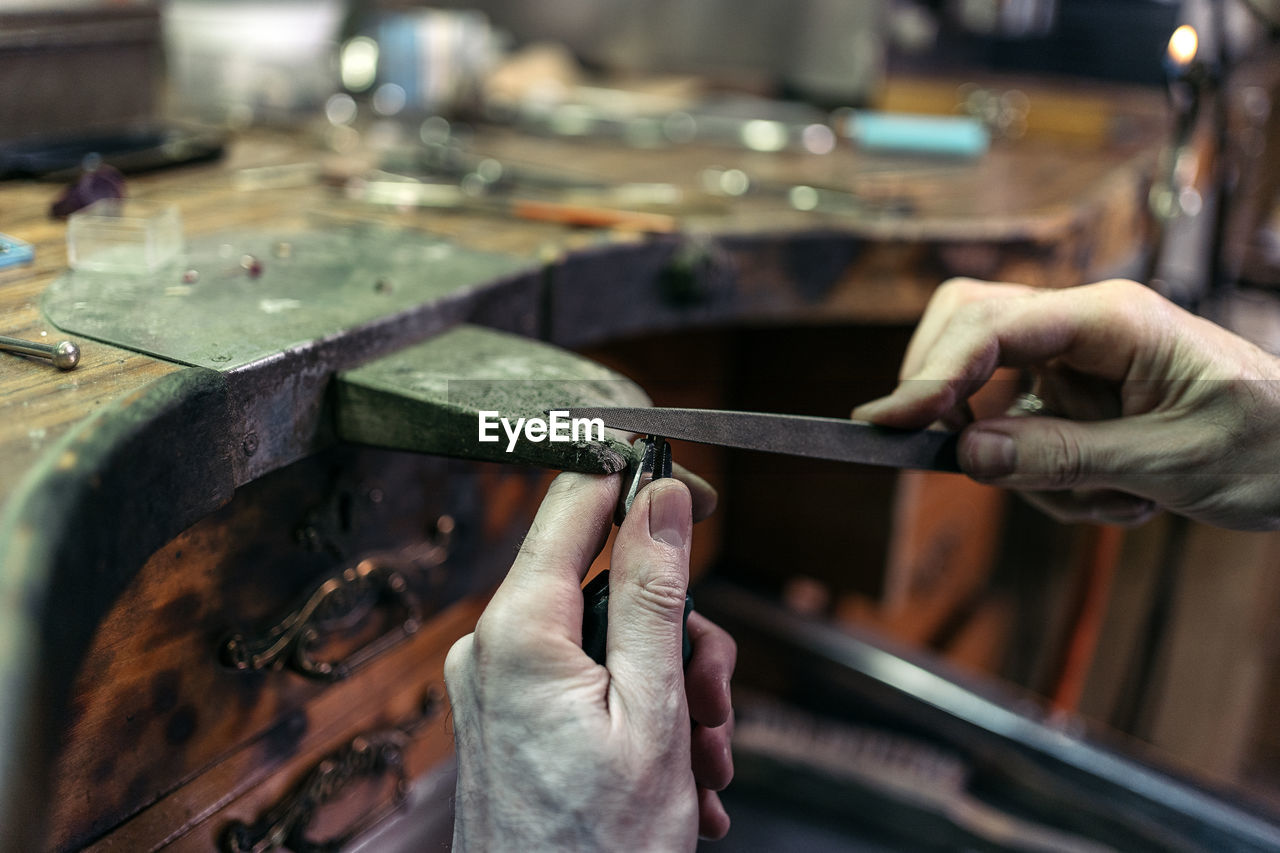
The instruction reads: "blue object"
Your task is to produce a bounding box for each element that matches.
[847,111,990,158]
[0,234,33,269]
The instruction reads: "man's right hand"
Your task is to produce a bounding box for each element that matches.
[854,278,1280,530]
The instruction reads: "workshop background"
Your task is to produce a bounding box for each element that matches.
[4,0,1280,850]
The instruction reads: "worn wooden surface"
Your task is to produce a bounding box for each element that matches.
[51,446,542,850]
[0,77,1167,849]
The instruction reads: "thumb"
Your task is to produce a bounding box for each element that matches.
[605,479,693,715]
[959,415,1165,493]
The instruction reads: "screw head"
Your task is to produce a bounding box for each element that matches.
[240,254,264,278]
[52,340,80,370]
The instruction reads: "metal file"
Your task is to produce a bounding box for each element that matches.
[564,406,961,473]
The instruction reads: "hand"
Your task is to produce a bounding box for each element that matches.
[445,471,736,851]
[853,278,1280,530]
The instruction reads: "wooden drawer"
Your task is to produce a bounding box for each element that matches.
[87,594,483,852]
[47,446,545,851]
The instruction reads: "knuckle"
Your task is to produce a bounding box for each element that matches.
[935,277,983,308]
[443,634,476,692]
[544,470,612,509]
[1097,278,1158,313]
[473,609,543,664]
[501,625,548,662]
[1099,278,1146,298]
[472,610,502,651]
[546,470,586,496]
[1042,427,1086,489]
[953,296,999,328]
[633,568,690,616]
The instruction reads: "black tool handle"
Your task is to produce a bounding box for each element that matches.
[582,569,693,666]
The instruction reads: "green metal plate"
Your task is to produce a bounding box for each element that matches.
[42,226,537,370]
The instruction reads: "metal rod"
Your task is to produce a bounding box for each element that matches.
[0,334,80,370]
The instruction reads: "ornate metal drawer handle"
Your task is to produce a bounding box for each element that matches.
[221,520,452,681]
[221,560,421,681]
[221,687,446,853]
[222,517,453,676]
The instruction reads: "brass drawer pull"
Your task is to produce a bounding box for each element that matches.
[221,520,452,681]
[221,688,446,853]
[221,560,421,681]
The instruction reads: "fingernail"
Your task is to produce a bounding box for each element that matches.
[648,480,690,549]
[962,429,1016,478]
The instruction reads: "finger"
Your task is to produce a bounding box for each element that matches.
[958,414,1176,495]
[685,612,735,727]
[672,461,718,522]
[899,277,1039,380]
[1019,489,1159,527]
[1032,365,1124,421]
[938,398,975,431]
[691,711,734,791]
[698,787,731,841]
[910,279,1164,382]
[854,280,1172,429]
[606,478,693,708]
[852,376,969,429]
[485,472,620,642]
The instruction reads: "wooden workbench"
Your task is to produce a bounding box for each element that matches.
[0,78,1165,850]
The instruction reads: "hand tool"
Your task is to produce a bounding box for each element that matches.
[699,167,916,217]
[581,435,693,667]
[345,176,679,232]
[0,335,80,370]
[563,406,961,473]
[577,403,961,668]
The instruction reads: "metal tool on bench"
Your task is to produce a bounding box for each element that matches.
[564,406,962,472]
[581,435,694,667]
[0,335,80,370]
